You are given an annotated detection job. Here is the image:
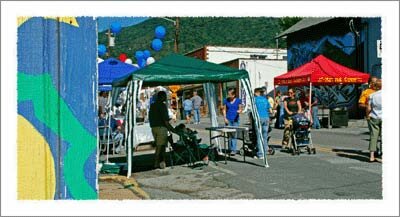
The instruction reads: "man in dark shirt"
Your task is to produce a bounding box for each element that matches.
[149,91,176,169]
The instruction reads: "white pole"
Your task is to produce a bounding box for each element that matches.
[106,93,112,163]
[309,82,312,113]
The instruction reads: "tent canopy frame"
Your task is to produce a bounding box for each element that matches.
[114,54,270,178]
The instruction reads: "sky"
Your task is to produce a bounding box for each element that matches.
[97,17,148,32]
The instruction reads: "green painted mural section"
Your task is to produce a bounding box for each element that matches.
[18,72,97,199]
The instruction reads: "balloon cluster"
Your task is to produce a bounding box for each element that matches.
[98,22,168,69]
[128,25,166,68]
[152,26,166,51]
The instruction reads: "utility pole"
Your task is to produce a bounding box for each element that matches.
[106,28,112,57]
[275,32,279,60]
[174,17,180,53]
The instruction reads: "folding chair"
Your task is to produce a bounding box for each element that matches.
[168,133,198,168]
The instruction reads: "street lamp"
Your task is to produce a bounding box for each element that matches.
[105,29,115,57]
[160,17,179,53]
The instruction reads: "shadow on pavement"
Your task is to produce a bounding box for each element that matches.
[103,150,247,174]
[331,148,381,163]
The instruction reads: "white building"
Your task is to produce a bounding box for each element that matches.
[221,58,287,110]
[186,45,287,63]
[185,46,287,112]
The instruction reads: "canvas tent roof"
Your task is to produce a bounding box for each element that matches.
[113,54,249,86]
[274,55,370,86]
[99,58,138,85]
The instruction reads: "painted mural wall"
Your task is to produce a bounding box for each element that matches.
[17,17,98,200]
[286,19,368,113]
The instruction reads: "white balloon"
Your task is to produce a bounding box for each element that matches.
[146,57,155,65]
[97,58,104,63]
[125,58,133,64]
[132,64,139,68]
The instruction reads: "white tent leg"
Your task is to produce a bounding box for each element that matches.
[126,81,134,178]
[241,78,269,168]
[309,82,312,113]
[203,83,221,152]
[106,93,112,163]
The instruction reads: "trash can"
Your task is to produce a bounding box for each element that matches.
[330,108,348,127]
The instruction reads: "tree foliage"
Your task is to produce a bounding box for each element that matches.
[98,17,302,61]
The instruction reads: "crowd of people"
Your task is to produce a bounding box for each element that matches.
[98,76,382,169]
[148,86,322,168]
[98,90,126,155]
[183,91,203,125]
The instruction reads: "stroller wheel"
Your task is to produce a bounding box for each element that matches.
[239,148,244,156]
[312,148,316,154]
[291,148,296,156]
[307,147,311,154]
[269,148,275,155]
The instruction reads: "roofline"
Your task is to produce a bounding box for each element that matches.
[184,46,207,56]
[275,17,334,39]
[185,45,287,55]
[220,58,287,65]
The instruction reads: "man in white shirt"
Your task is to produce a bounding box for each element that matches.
[366,79,382,162]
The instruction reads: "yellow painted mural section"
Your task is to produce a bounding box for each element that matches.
[17,16,79,27]
[17,115,55,200]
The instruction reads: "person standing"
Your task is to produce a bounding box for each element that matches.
[311,92,320,129]
[139,94,149,122]
[274,91,285,129]
[359,76,378,111]
[183,96,193,124]
[282,88,302,150]
[98,91,109,115]
[191,91,203,124]
[223,88,243,156]
[149,91,176,169]
[366,79,382,162]
[254,88,273,159]
[267,94,275,120]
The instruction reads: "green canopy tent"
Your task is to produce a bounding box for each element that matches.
[113,54,250,86]
[113,54,269,177]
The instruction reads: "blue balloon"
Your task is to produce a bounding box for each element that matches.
[110,22,122,34]
[138,58,146,68]
[151,39,163,51]
[135,51,144,60]
[98,44,106,56]
[143,50,151,59]
[155,25,166,39]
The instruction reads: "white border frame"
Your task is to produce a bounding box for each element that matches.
[1,1,399,216]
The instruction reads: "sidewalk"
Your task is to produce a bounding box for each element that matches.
[181,114,369,136]
[313,119,369,135]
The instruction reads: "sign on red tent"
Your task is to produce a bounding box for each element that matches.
[274,55,370,86]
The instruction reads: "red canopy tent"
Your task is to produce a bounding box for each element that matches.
[274,54,370,112]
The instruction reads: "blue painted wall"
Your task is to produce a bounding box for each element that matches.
[17,17,97,200]
[285,18,381,117]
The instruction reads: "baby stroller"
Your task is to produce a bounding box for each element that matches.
[239,112,275,157]
[169,124,205,167]
[290,113,316,155]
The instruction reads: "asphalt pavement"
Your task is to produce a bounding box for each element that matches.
[104,115,382,200]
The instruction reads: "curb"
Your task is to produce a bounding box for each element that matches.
[99,175,150,199]
[312,128,369,136]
